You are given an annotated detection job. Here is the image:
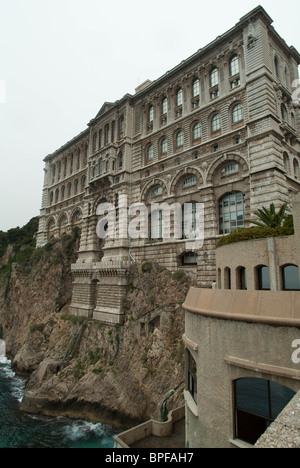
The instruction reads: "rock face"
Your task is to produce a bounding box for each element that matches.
[0,238,192,429]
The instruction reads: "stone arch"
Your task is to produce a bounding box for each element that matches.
[71,207,83,227]
[141,178,168,203]
[206,153,249,184]
[170,167,203,196]
[47,216,56,240]
[58,212,69,236]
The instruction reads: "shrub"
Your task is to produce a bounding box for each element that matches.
[217,224,294,248]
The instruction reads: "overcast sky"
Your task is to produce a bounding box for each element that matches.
[0,0,299,232]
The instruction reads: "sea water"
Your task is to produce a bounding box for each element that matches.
[0,342,115,448]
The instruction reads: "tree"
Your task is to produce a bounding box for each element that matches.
[246,203,288,228]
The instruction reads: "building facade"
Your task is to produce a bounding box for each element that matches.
[36,6,300,324]
[183,192,300,448]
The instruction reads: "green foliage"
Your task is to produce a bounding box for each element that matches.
[217,224,294,247]
[245,203,288,228]
[141,262,152,273]
[0,217,39,258]
[173,270,189,284]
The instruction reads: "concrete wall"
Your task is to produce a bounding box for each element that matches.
[183,288,300,448]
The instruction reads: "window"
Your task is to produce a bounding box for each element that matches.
[219,191,245,234]
[151,209,164,239]
[221,163,238,176]
[146,144,154,161]
[176,130,184,148]
[234,378,295,445]
[283,153,290,173]
[187,351,197,403]
[232,104,243,124]
[294,159,299,179]
[93,133,97,151]
[192,78,200,97]
[192,122,202,140]
[281,104,287,122]
[182,201,199,239]
[119,116,125,137]
[211,114,221,132]
[282,265,300,290]
[274,56,280,78]
[182,175,197,188]
[176,88,183,106]
[160,137,168,155]
[237,266,247,290]
[151,185,163,198]
[161,97,168,115]
[182,252,198,266]
[98,159,103,175]
[210,67,218,88]
[257,266,270,290]
[118,152,123,169]
[224,267,231,289]
[104,124,109,145]
[230,55,239,76]
[148,105,154,122]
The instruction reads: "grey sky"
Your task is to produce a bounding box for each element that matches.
[0,0,299,232]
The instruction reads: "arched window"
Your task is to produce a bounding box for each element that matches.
[257,266,270,290]
[92,132,97,151]
[55,188,59,204]
[283,152,290,173]
[74,179,78,195]
[210,67,219,88]
[192,122,202,140]
[219,191,245,234]
[281,104,287,122]
[293,159,299,179]
[181,201,199,240]
[176,130,184,148]
[282,265,300,290]
[236,266,247,290]
[274,56,280,78]
[49,191,54,205]
[234,378,295,445]
[291,113,296,129]
[232,103,243,124]
[146,144,153,161]
[99,159,103,175]
[192,78,200,97]
[211,113,221,132]
[224,267,231,289]
[160,137,168,155]
[118,152,123,169]
[61,185,65,201]
[67,182,72,198]
[150,185,163,198]
[176,88,183,106]
[119,116,125,137]
[150,209,164,239]
[230,55,239,76]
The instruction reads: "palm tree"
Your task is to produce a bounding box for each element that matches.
[246,203,288,228]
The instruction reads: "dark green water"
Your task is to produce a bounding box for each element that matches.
[0,353,114,448]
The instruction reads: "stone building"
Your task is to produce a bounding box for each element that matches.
[183,193,300,448]
[36,6,300,324]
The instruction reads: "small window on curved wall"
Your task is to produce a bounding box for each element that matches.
[234,378,295,445]
[257,266,270,290]
[187,350,197,403]
[282,265,300,291]
[237,266,247,290]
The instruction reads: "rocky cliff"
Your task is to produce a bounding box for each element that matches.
[0,233,192,430]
